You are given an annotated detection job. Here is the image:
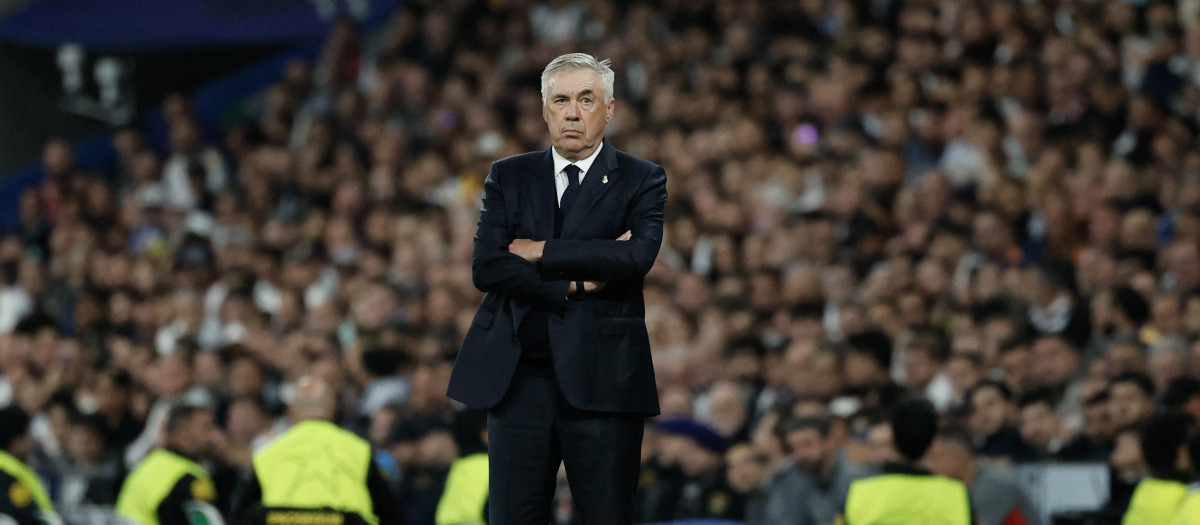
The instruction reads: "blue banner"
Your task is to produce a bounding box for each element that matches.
[0,0,398,50]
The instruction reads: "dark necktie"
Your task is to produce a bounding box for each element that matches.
[560,164,582,213]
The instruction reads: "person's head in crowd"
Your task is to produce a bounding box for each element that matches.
[1109,372,1157,428]
[1018,389,1065,455]
[540,53,614,162]
[844,330,894,392]
[1138,411,1193,480]
[777,414,838,477]
[163,404,218,460]
[891,398,938,464]
[725,444,767,495]
[1162,376,1200,425]
[861,415,899,467]
[93,369,134,419]
[153,350,194,398]
[1105,338,1147,376]
[996,337,1032,394]
[288,375,337,423]
[450,408,487,457]
[750,409,788,468]
[1081,390,1116,446]
[1147,342,1187,393]
[225,396,271,448]
[966,380,1018,441]
[945,352,984,397]
[704,380,750,439]
[658,418,728,479]
[1029,335,1081,389]
[924,424,976,483]
[65,413,109,465]
[795,343,844,401]
[1109,286,1150,334]
[0,406,33,459]
[900,331,949,390]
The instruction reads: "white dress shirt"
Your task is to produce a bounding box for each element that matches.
[550,142,604,205]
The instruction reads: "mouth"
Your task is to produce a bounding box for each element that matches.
[563,129,582,136]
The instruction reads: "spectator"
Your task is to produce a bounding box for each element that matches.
[1110,373,1157,429]
[656,418,745,521]
[779,414,873,525]
[965,380,1039,463]
[925,424,1042,525]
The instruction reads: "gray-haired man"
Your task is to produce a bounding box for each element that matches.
[447,53,667,524]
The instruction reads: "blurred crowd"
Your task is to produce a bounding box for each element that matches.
[7,0,1200,523]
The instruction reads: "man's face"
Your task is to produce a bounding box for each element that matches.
[1019,402,1060,450]
[1110,382,1154,427]
[968,386,1010,438]
[785,427,825,473]
[178,410,218,458]
[543,68,613,161]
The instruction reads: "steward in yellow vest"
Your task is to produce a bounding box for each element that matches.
[436,409,489,525]
[839,399,973,525]
[1169,417,1200,525]
[115,405,221,525]
[0,406,61,525]
[1124,412,1193,525]
[232,376,400,525]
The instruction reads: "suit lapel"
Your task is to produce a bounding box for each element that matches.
[561,141,620,238]
[528,149,557,241]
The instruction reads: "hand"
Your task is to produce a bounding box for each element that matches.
[617,230,631,241]
[508,239,545,262]
[569,281,607,295]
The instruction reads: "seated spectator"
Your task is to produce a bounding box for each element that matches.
[656,418,745,521]
[966,380,1039,463]
[779,413,874,525]
[1109,373,1157,429]
[925,424,1042,525]
[55,413,124,509]
[1019,388,1085,461]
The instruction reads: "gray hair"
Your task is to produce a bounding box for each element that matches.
[540,53,615,104]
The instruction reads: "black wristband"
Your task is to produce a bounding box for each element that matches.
[573,280,587,299]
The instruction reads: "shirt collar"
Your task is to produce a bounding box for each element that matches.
[551,140,604,178]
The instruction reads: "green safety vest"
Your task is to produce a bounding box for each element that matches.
[1170,488,1200,525]
[435,453,489,525]
[844,473,971,525]
[116,448,215,525]
[1124,477,1187,525]
[253,420,377,524]
[0,450,56,518]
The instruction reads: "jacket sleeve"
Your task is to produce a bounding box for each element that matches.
[471,162,571,309]
[540,166,666,282]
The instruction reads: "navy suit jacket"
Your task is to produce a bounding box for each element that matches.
[447,141,665,415]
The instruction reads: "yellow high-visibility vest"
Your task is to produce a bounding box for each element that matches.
[1124,477,1187,525]
[844,473,971,525]
[435,453,489,525]
[1170,488,1200,525]
[116,448,214,525]
[0,450,56,518]
[253,420,377,524]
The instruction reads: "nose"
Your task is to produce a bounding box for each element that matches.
[565,101,580,120]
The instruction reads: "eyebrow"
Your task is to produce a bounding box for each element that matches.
[553,88,597,99]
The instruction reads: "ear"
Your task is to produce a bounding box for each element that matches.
[606,98,615,122]
[543,103,550,124]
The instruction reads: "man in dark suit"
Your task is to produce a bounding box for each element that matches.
[447,53,666,525]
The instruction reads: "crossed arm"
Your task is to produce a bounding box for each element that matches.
[471,164,666,303]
